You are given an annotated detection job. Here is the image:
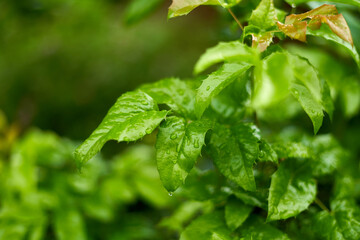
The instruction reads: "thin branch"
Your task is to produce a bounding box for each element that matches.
[227,8,244,31]
[315,198,330,213]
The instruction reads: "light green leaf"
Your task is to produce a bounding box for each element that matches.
[272,142,311,159]
[156,116,212,192]
[285,0,360,8]
[209,123,259,191]
[225,196,253,231]
[168,0,241,19]
[308,24,360,68]
[195,63,251,118]
[74,90,167,168]
[141,78,197,118]
[249,0,276,30]
[194,41,258,74]
[180,211,231,240]
[253,52,293,108]
[240,215,290,240]
[124,0,164,25]
[268,159,316,221]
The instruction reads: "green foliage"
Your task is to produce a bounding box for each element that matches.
[2,0,357,239]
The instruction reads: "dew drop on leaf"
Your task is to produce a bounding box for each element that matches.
[194,139,200,148]
[170,133,177,140]
[168,192,173,196]
[206,86,211,91]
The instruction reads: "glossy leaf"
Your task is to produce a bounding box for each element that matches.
[209,123,259,191]
[180,211,231,240]
[225,196,253,230]
[141,78,197,118]
[277,21,307,42]
[195,63,251,118]
[249,0,276,30]
[194,41,258,74]
[74,91,167,168]
[156,116,212,192]
[268,159,316,221]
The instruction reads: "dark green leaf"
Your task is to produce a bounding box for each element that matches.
[156,116,212,192]
[209,123,259,191]
[195,63,251,118]
[74,90,167,168]
[141,78,197,118]
[268,159,316,221]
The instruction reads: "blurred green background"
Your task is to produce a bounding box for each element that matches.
[0,0,359,239]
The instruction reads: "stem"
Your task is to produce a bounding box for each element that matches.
[315,198,330,213]
[227,8,244,31]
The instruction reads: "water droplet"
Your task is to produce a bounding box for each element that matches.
[141,101,148,105]
[293,90,299,96]
[206,86,211,91]
[259,150,265,158]
[194,140,200,148]
[166,149,171,154]
[168,192,173,196]
[170,133,177,140]
[146,128,153,134]
[291,3,296,8]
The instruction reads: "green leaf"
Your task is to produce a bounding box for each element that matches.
[313,211,346,240]
[288,54,332,133]
[180,211,231,240]
[156,116,212,192]
[330,199,360,239]
[232,187,268,209]
[258,140,278,164]
[225,196,253,231]
[240,215,290,240]
[209,123,259,191]
[285,0,360,8]
[194,41,258,74]
[267,159,316,221]
[74,90,167,168]
[249,0,276,30]
[195,63,251,118]
[141,78,197,118]
[168,0,241,19]
[124,0,163,25]
[272,142,311,159]
[253,52,293,108]
[307,24,360,68]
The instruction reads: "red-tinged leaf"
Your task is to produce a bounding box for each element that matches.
[324,14,353,45]
[277,21,307,42]
[251,32,273,52]
[285,4,338,24]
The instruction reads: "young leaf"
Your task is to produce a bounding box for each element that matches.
[168,0,241,19]
[249,0,276,30]
[225,196,253,231]
[74,90,167,168]
[267,159,316,221]
[194,41,258,74]
[195,63,251,119]
[140,78,197,118]
[209,123,259,191]
[277,21,307,42]
[180,211,232,240]
[156,116,212,192]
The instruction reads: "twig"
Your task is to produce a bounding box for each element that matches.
[314,198,330,213]
[227,8,244,31]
